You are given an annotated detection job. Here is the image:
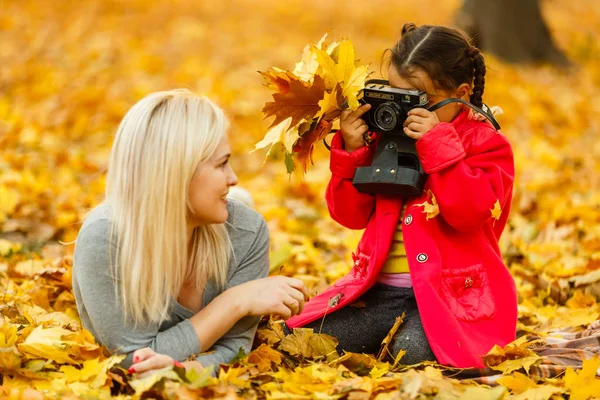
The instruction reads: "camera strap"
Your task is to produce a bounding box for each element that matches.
[323,98,501,151]
[427,98,501,130]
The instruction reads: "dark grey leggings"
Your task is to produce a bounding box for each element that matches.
[286,283,436,365]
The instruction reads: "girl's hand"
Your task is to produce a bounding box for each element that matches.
[233,276,309,320]
[129,348,183,379]
[339,103,371,153]
[403,108,440,140]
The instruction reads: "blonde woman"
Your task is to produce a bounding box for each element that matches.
[72,89,308,377]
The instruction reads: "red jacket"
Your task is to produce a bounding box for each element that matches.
[286,110,517,368]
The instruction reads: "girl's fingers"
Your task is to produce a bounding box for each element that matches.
[350,118,367,130]
[356,124,369,135]
[132,347,155,364]
[408,107,433,118]
[404,115,425,127]
[340,109,353,122]
[346,104,371,124]
[407,122,422,131]
[403,126,421,140]
[130,354,174,374]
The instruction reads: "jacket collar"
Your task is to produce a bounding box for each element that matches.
[450,108,473,130]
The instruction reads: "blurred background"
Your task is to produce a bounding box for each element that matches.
[0,0,599,327]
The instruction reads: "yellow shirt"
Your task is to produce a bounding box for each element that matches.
[380,205,409,274]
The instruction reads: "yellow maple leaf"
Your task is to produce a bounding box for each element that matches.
[247,343,283,372]
[315,85,342,121]
[511,385,564,400]
[17,326,77,364]
[256,319,286,345]
[0,322,18,348]
[293,33,329,82]
[314,39,371,110]
[497,371,538,394]
[417,190,440,220]
[334,40,355,90]
[0,349,22,371]
[314,45,339,89]
[308,331,339,361]
[564,355,600,400]
[60,358,103,382]
[252,117,293,153]
[491,199,502,220]
[343,65,371,110]
[278,328,338,360]
[484,336,542,374]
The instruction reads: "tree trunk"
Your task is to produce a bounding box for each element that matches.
[455,0,570,66]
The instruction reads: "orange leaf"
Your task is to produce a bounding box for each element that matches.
[416,190,439,220]
[262,75,326,128]
[247,344,283,373]
[292,119,333,178]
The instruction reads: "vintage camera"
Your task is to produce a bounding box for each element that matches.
[352,79,429,196]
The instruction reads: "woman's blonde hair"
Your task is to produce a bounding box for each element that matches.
[105,89,231,325]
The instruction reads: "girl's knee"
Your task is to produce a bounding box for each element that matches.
[391,328,436,365]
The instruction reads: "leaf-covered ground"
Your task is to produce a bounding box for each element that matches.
[1,0,600,398]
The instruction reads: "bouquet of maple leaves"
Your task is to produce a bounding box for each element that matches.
[254,34,372,177]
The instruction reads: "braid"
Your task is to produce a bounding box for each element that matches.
[470,53,486,108]
[401,22,417,36]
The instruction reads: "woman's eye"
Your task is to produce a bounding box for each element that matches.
[220,160,228,168]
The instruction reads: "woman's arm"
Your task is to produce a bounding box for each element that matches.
[73,218,202,366]
[190,207,307,366]
[74,207,306,371]
[189,216,270,365]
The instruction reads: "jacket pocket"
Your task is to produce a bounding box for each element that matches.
[440,264,496,322]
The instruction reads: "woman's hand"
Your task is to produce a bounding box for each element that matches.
[129,348,183,379]
[339,103,371,153]
[403,108,440,140]
[233,276,309,320]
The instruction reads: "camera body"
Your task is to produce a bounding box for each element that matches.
[361,81,428,135]
[352,80,429,196]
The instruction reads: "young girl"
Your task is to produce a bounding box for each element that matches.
[73,89,308,378]
[286,23,516,368]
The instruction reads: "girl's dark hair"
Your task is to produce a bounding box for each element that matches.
[390,23,486,107]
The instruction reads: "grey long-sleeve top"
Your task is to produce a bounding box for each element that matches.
[72,199,269,368]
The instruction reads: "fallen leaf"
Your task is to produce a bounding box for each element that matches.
[564,355,600,400]
[491,199,502,221]
[247,343,283,372]
[497,371,538,394]
[17,326,78,364]
[416,190,439,220]
[377,313,404,362]
[256,319,286,345]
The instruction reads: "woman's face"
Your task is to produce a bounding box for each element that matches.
[187,135,238,226]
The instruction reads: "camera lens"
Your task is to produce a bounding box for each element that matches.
[374,103,400,131]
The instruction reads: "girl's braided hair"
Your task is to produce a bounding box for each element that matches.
[390,23,486,108]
